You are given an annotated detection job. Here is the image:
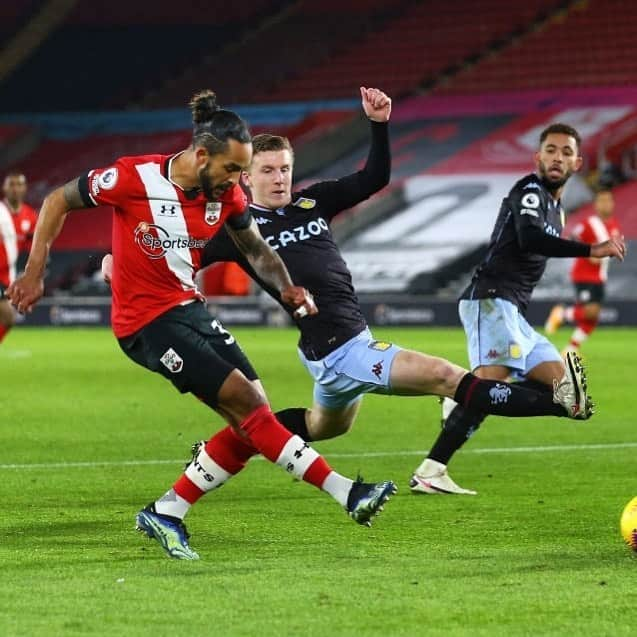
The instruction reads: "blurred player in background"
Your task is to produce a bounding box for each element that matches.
[8,89,396,561]
[545,188,622,352]
[0,199,18,346]
[0,172,38,346]
[3,172,38,254]
[418,124,625,494]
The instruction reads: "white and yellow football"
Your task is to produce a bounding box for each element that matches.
[620,496,637,552]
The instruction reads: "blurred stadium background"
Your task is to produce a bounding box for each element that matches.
[2,0,636,330]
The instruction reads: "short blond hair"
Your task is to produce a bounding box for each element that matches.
[252,134,294,161]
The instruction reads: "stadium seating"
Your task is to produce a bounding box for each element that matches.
[0,1,284,111]
[262,0,563,102]
[143,0,398,108]
[0,3,36,41]
[66,1,275,25]
[3,0,567,111]
[0,123,33,147]
[438,0,637,94]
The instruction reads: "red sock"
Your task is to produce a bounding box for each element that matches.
[204,426,257,473]
[570,318,598,348]
[0,324,10,343]
[573,304,586,323]
[581,318,598,335]
[240,405,332,489]
[174,426,258,505]
[173,474,205,504]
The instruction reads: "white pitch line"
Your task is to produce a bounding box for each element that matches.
[1,441,636,471]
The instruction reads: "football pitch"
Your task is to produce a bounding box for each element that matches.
[1,326,635,637]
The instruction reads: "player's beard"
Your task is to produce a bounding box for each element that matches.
[198,164,217,201]
[538,160,572,193]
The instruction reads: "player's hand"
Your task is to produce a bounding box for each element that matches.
[360,87,391,123]
[6,273,44,314]
[281,286,318,319]
[101,253,113,285]
[590,235,626,261]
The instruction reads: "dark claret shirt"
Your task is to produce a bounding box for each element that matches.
[461,173,590,314]
[203,121,391,360]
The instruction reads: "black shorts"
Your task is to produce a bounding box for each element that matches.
[574,282,605,304]
[0,284,5,300]
[118,301,258,408]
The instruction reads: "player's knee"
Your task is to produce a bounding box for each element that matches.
[217,371,268,419]
[429,357,465,395]
[330,419,353,436]
[308,411,353,440]
[316,419,352,439]
[585,304,601,322]
[392,350,463,395]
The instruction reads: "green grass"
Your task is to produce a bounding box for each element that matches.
[1,327,636,637]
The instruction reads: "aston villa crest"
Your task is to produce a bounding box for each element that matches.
[205,202,222,225]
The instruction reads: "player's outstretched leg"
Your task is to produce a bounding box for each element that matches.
[453,353,593,420]
[408,352,592,496]
[239,405,396,526]
[136,426,257,559]
[188,436,397,528]
[410,400,483,495]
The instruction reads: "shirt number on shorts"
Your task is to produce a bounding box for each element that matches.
[211,319,235,345]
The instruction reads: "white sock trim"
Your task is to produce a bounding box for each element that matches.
[322,472,353,508]
[155,489,191,519]
[570,327,589,346]
[185,448,232,491]
[275,435,320,479]
[415,458,446,477]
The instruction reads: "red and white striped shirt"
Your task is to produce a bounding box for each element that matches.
[0,201,18,288]
[570,214,621,284]
[80,154,248,337]
[5,200,38,253]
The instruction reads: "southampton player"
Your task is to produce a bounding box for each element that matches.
[421,124,625,494]
[8,90,397,561]
[3,172,38,254]
[0,199,18,346]
[545,188,622,352]
[157,92,609,497]
[0,172,37,346]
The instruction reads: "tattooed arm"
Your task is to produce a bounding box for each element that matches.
[225,217,317,317]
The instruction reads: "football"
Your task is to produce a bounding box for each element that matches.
[620,496,637,552]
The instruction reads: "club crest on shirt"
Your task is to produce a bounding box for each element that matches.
[509,343,522,359]
[293,197,316,210]
[369,340,392,351]
[160,348,184,373]
[205,202,222,225]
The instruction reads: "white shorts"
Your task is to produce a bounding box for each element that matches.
[458,298,561,375]
[298,328,402,409]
